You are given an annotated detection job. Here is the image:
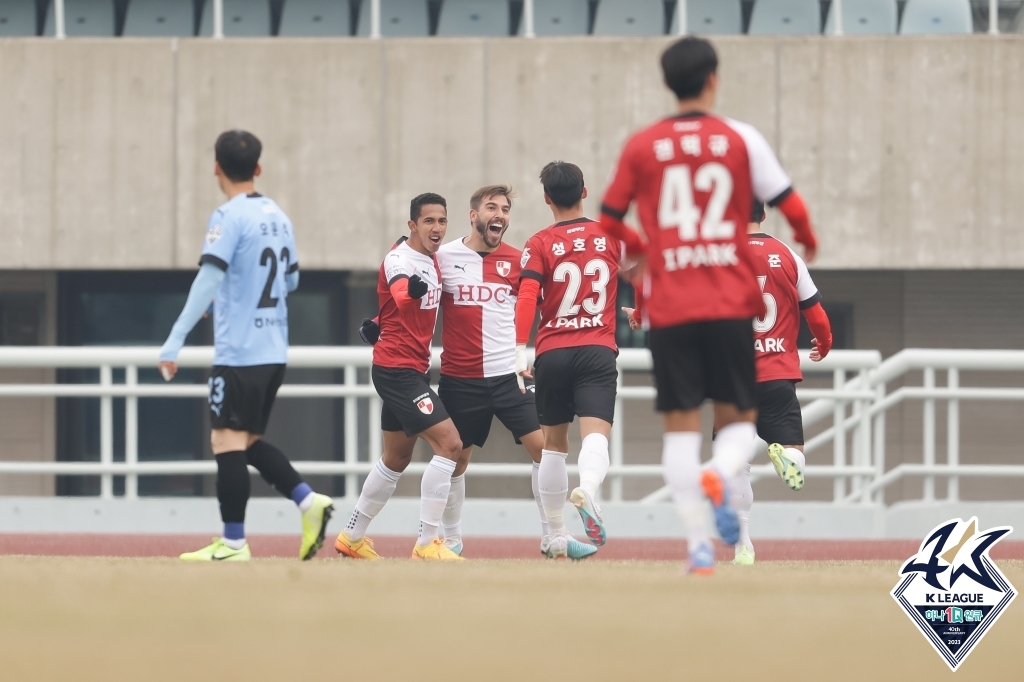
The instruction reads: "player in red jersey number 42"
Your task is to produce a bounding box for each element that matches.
[600,38,819,574]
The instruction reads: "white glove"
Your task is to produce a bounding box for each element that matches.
[515,344,529,391]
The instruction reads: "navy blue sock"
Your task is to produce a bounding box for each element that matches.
[290,482,314,507]
[223,522,245,541]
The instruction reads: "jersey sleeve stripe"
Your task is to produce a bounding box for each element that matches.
[799,291,822,309]
[766,186,794,208]
[600,203,627,220]
[521,269,545,283]
[286,262,299,275]
[387,273,409,286]
[198,254,228,271]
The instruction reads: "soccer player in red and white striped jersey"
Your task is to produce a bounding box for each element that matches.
[335,193,466,562]
[432,185,572,557]
[723,201,832,564]
[598,37,819,574]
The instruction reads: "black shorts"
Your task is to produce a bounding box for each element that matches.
[438,374,541,449]
[533,345,618,426]
[372,365,450,437]
[756,380,804,446]
[208,364,286,434]
[649,318,758,412]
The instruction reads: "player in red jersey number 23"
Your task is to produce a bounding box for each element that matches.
[600,37,819,574]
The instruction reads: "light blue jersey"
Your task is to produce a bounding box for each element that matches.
[200,193,298,366]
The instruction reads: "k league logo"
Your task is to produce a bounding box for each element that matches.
[891,517,1016,671]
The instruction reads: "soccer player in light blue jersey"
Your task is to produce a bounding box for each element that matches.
[159,130,334,562]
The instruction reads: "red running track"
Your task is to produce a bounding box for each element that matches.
[3,534,1024,561]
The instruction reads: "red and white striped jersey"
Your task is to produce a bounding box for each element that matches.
[437,239,522,378]
[373,239,442,374]
[747,232,820,382]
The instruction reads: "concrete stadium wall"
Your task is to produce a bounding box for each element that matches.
[0,36,1022,270]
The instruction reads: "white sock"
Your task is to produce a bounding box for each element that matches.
[711,422,758,480]
[297,491,315,513]
[538,450,569,534]
[346,459,401,541]
[578,433,610,499]
[418,456,456,546]
[662,432,710,553]
[731,463,754,553]
[441,473,466,541]
[531,462,550,538]
[222,537,246,550]
[786,447,806,469]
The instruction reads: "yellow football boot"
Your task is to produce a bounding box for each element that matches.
[180,537,251,562]
[299,493,335,560]
[733,545,756,565]
[335,531,382,560]
[411,538,465,561]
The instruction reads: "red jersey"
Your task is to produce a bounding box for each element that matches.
[748,232,820,383]
[520,218,620,356]
[373,239,442,373]
[601,113,793,329]
[437,239,521,379]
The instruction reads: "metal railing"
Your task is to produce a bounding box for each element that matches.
[1,346,1023,507]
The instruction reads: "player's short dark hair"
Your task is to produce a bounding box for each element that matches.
[539,161,585,210]
[751,200,766,223]
[215,130,262,182]
[661,37,719,101]
[410,193,447,222]
[470,184,516,211]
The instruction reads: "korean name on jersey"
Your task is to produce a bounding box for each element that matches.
[748,232,820,383]
[437,239,522,379]
[521,218,620,355]
[373,240,442,374]
[602,114,793,329]
[200,193,298,367]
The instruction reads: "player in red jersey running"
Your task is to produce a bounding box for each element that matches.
[729,201,832,564]
[515,162,621,558]
[599,37,819,574]
[335,193,465,562]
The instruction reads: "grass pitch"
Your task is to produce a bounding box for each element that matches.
[0,557,1020,681]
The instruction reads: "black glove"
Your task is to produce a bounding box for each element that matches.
[358,318,380,345]
[408,274,428,299]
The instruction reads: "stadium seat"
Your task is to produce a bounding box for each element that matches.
[436,0,508,36]
[899,0,972,34]
[0,0,37,35]
[123,0,195,36]
[199,0,271,36]
[748,0,821,35]
[278,0,351,36]
[44,0,115,36]
[355,0,429,36]
[670,0,742,35]
[824,0,897,35]
[518,0,588,36]
[592,0,664,36]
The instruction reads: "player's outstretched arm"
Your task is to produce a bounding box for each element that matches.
[514,277,542,391]
[803,302,832,361]
[598,210,646,259]
[286,270,300,293]
[388,276,424,312]
[775,190,818,263]
[158,263,225,380]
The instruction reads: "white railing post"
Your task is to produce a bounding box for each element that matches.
[947,367,959,502]
[610,369,624,502]
[523,0,535,37]
[54,0,66,38]
[922,366,935,501]
[100,365,113,499]
[676,0,687,35]
[873,382,886,504]
[344,364,358,501]
[833,369,845,501]
[213,0,224,38]
[856,368,871,503]
[989,0,999,35]
[370,0,381,38]
[125,365,138,500]
[833,0,843,35]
